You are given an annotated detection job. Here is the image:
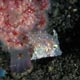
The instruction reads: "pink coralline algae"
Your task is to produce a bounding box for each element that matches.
[0,0,49,49]
[0,0,62,73]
